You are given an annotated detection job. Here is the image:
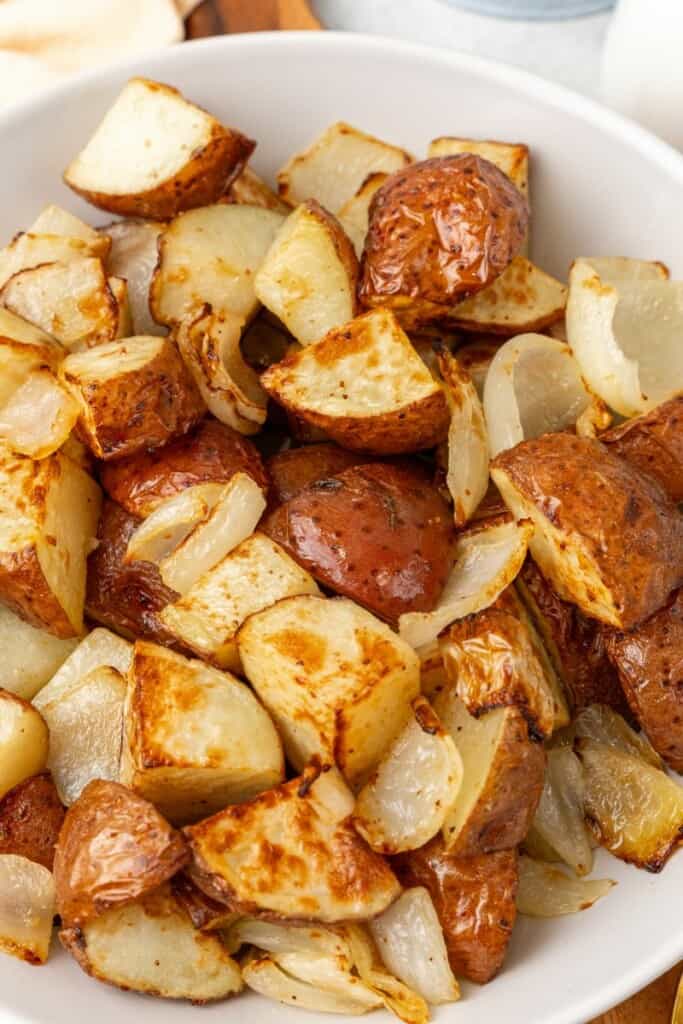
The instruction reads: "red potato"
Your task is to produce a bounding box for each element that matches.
[0,772,65,870]
[601,396,683,502]
[265,443,370,508]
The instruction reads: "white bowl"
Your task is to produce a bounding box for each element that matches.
[1,30,682,1024]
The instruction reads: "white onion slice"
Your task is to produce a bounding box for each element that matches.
[532,748,593,876]
[516,855,615,918]
[33,628,132,712]
[104,219,167,337]
[124,482,226,566]
[242,952,377,1015]
[341,925,429,1024]
[0,854,55,964]
[0,369,79,459]
[228,919,347,960]
[566,257,683,416]
[370,888,460,1006]
[483,333,606,457]
[437,348,489,526]
[449,257,567,335]
[353,697,463,854]
[574,704,663,769]
[159,472,266,595]
[399,518,533,649]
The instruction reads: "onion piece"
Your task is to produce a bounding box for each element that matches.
[575,704,663,769]
[353,697,463,854]
[532,747,593,876]
[0,854,55,964]
[159,472,266,595]
[437,348,489,526]
[228,918,347,959]
[483,333,608,457]
[0,368,79,459]
[341,925,429,1024]
[33,628,132,712]
[124,482,226,566]
[566,257,683,416]
[399,518,533,650]
[242,951,378,1015]
[370,888,460,1006]
[104,219,166,337]
[516,855,615,917]
[449,257,567,335]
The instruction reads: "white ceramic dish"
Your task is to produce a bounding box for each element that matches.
[0,30,682,1024]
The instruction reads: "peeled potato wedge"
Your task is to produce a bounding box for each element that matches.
[0,854,55,965]
[0,445,101,637]
[185,763,401,922]
[61,883,242,1001]
[448,258,566,334]
[0,772,65,870]
[338,172,388,256]
[277,121,412,213]
[255,200,359,346]
[0,604,78,700]
[0,691,48,800]
[237,594,420,787]
[261,308,450,454]
[601,395,683,503]
[104,219,166,336]
[64,77,254,219]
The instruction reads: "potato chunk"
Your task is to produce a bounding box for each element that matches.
[0,604,78,700]
[0,691,48,800]
[265,442,366,507]
[338,172,388,256]
[448,258,566,335]
[0,446,101,636]
[121,641,284,824]
[0,854,55,964]
[61,336,205,460]
[61,883,242,1000]
[261,309,449,454]
[185,763,400,922]
[222,164,291,213]
[428,137,529,195]
[492,433,683,629]
[64,77,254,219]
[238,594,419,787]
[602,395,683,502]
[0,773,64,870]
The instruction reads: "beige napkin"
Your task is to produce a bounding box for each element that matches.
[0,0,201,111]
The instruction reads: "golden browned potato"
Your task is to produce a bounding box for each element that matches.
[64,77,254,219]
[61,337,205,461]
[185,762,400,922]
[394,840,518,984]
[359,156,529,327]
[447,258,566,336]
[265,443,367,508]
[100,418,269,517]
[0,604,78,701]
[492,433,683,629]
[427,137,529,195]
[601,395,683,502]
[221,164,291,214]
[262,461,456,623]
[261,308,450,455]
[0,772,65,870]
[53,779,188,927]
[606,590,683,771]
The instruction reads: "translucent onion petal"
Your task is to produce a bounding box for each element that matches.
[0,854,55,964]
[33,628,132,712]
[575,704,663,769]
[104,219,167,337]
[0,369,79,459]
[437,348,489,526]
[124,483,226,566]
[532,747,593,876]
[516,855,615,917]
[227,918,348,960]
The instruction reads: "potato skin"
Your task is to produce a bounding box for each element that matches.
[53,779,188,928]
[100,418,269,517]
[265,443,369,508]
[0,772,65,870]
[394,840,518,984]
[262,460,456,623]
[86,499,179,644]
[359,155,529,323]
[602,396,683,502]
[606,590,683,772]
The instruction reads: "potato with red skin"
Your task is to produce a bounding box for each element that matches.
[265,443,369,508]
[262,460,456,623]
[606,590,683,772]
[394,839,518,984]
[601,396,683,502]
[100,418,269,518]
[0,772,65,870]
[53,779,188,928]
[359,155,529,328]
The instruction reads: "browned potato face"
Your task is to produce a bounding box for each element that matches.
[0,772,65,870]
[359,155,529,327]
[492,433,683,629]
[265,443,369,508]
[53,779,188,928]
[601,396,683,502]
[606,590,683,772]
[517,558,630,716]
[262,461,456,623]
[85,499,179,644]
[394,840,518,984]
[100,418,269,518]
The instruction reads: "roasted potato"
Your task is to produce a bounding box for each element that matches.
[28,205,110,259]
[158,531,319,671]
[172,873,239,931]
[606,590,683,771]
[53,779,188,927]
[0,772,65,869]
[60,883,242,1001]
[427,137,529,195]
[61,336,205,461]
[0,691,48,800]
[261,308,450,454]
[448,258,566,335]
[104,219,166,337]
[455,338,500,399]
[338,172,388,256]
[277,121,412,213]
[601,395,683,502]
[394,840,518,984]
[222,164,291,213]
[100,417,269,517]
[265,442,367,508]
[0,854,55,965]
[0,364,80,461]
[237,594,420,787]
[359,156,529,327]
[120,641,284,824]
[0,445,101,636]
[185,762,400,922]
[0,232,105,291]
[492,433,683,629]
[262,461,456,623]
[0,604,78,700]
[64,77,254,219]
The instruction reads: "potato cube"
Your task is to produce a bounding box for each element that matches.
[29,205,109,259]
[0,690,48,800]
[0,605,78,700]
[427,137,529,196]
[338,172,388,256]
